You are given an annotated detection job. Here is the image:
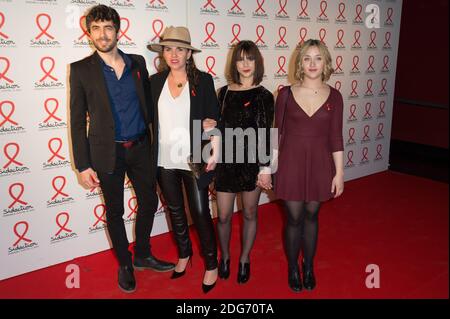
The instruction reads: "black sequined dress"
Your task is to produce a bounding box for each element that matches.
[214,86,274,193]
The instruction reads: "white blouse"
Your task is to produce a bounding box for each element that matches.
[157,79,191,170]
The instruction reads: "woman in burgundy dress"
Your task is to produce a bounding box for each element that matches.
[274,39,344,292]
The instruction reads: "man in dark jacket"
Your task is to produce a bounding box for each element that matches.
[69,4,174,293]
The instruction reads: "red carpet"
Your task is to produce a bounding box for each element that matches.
[0,171,447,299]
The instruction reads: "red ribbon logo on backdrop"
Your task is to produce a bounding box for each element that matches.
[318,1,328,19]
[151,19,164,41]
[378,101,386,117]
[375,144,383,160]
[203,0,216,9]
[346,150,354,166]
[39,57,58,82]
[0,100,18,126]
[347,127,355,144]
[354,4,363,23]
[383,31,392,49]
[3,142,22,168]
[298,27,307,46]
[364,102,372,119]
[382,55,390,72]
[298,0,308,18]
[365,79,373,95]
[51,176,69,200]
[55,212,72,236]
[352,30,361,48]
[336,2,346,21]
[230,0,242,12]
[277,0,288,15]
[318,28,326,44]
[351,55,360,72]
[385,8,393,25]
[150,0,165,5]
[230,24,241,44]
[205,56,216,76]
[204,22,217,43]
[350,80,358,97]
[376,122,384,138]
[118,17,132,41]
[47,137,65,162]
[334,56,343,73]
[0,12,9,39]
[368,31,377,48]
[35,13,54,40]
[277,56,287,74]
[8,182,27,208]
[43,98,62,122]
[93,204,107,227]
[362,125,370,142]
[0,57,14,83]
[335,29,344,47]
[127,196,138,218]
[277,26,287,45]
[367,55,375,73]
[379,78,388,95]
[348,104,357,121]
[13,221,32,246]
[255,0,266,14]
[361,147,369,162]
[255,25,265,45]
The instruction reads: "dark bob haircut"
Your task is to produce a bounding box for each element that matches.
[86,4,120,34]
[229,40,264,86]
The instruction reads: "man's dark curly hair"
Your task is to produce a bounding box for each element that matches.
[85,4,120,33]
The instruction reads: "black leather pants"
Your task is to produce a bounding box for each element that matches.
[157,167,218,270]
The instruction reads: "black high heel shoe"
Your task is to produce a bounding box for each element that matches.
[237,262,250,284]
[288,264,302,293]
[202,268,218,294]
[218,259,230,279]
[302,261,316,290]
[170,254,192,279]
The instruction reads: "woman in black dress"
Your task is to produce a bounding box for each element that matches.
[214,40,274,284]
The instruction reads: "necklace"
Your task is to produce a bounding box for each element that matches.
[177,83,183,88]
[301,86,323,94]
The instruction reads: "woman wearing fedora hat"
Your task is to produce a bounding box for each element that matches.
[147,26,219,294]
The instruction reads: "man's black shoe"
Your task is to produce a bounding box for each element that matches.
[133,255,175,272]
[118,265,136,293]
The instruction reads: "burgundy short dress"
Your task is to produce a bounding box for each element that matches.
[274,85,344,202]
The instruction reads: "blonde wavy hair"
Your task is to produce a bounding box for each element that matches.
[294,39,334,82]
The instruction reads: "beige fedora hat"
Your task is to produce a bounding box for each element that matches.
[147,26,201,53]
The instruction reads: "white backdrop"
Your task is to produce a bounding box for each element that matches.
[0,0,402,281]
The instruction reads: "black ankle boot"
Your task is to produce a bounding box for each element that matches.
[288,265,302,293]
[218,259,230,279]
[237,262,250,284]
[118,265,136,293]
[302,262,316,290]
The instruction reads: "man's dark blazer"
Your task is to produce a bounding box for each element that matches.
[69,51,153,173]
[149,70,220,188]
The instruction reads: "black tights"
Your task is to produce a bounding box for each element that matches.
[216,188,262,264]
[284,201,321,271]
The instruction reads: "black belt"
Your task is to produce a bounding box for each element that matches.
[116,133,147,149]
